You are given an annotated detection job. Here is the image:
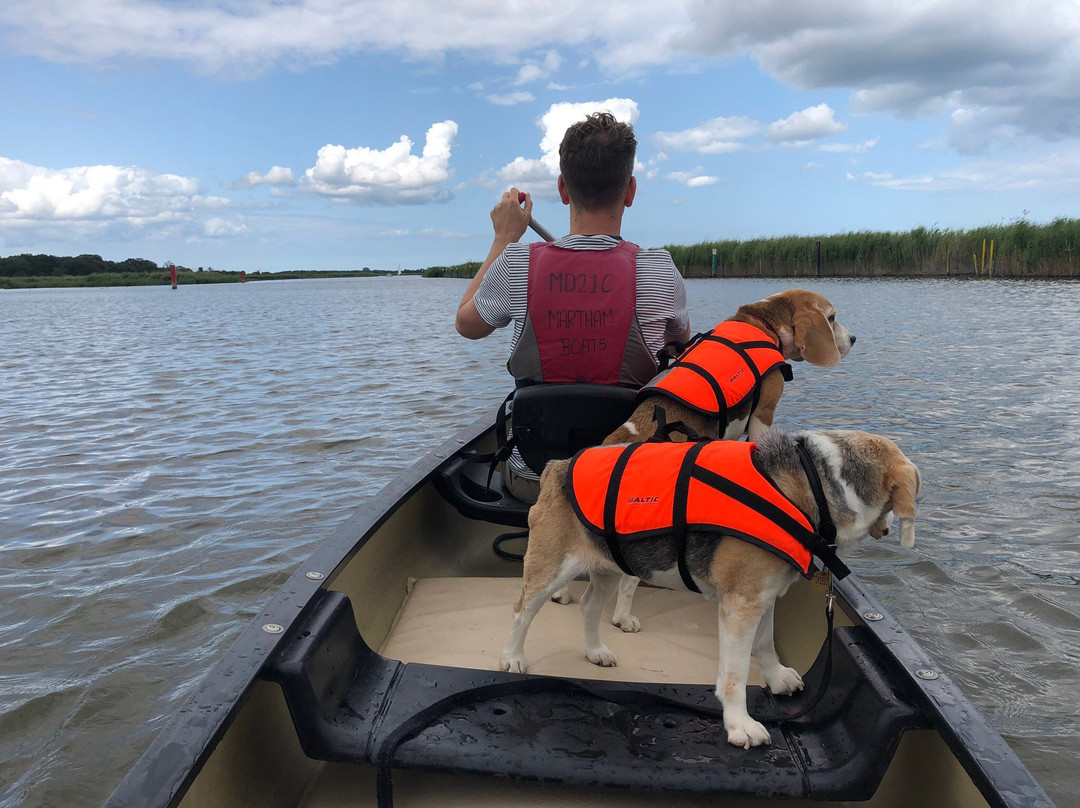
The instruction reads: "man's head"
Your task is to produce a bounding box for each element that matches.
[558,112,637,212]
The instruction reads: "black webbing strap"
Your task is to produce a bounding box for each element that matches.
[374,594,837,808]
[600,443,640,577]
[669,361,728,417]
[671,442,708,593]
[649,404,702,443]
[793,438,850,579]
[713,336,766,412]
[459,390,517,491]
[689,464,849,580]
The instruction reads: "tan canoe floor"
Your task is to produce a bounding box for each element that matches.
[378,577,766,686]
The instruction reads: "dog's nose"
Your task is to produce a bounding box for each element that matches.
[850,335,856,345]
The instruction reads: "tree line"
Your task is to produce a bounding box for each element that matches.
[0,254,409,289]
[7,216,1079,289]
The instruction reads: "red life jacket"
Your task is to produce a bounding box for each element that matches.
[507,241,656,386]
[568,440,822,591]
[640,321,792,417]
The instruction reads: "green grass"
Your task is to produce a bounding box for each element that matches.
[664,217,1080,278]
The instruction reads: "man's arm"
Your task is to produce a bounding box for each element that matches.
[455,188,532,340]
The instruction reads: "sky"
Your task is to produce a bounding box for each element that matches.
[2,0,1080,272]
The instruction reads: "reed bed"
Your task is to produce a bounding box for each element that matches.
[666,217,1080,278]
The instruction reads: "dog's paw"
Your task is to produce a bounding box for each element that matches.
[726,718,772,749]
[611,613,641,633]
[550,587,573,605]
[585,644,618,667]
[500,654,526,674]
[764,665,804,696]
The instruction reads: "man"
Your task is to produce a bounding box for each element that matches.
[456,112,691,502]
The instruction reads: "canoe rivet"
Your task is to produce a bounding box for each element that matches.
[864,612,884,621]
[916,669,939,680]
[456,439,466,444]
[435,453,446,459]
[262,623,284,634]
[305,571,325,580]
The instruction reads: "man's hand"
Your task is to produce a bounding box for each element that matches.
[491,187,532,243]
[456,187,533,339]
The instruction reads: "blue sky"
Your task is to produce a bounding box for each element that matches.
[2,0,1080,272]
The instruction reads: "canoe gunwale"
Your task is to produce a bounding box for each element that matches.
[104,413,497,808]
[831,575,1055,808]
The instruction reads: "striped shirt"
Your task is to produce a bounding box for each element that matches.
[473,234,691,482]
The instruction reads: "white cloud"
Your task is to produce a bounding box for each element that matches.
[234,165,296,188]
[664,171,721,187]
[0,157,224,224]
[819,137,879,154]
[766,104,846,143]
[494,98,640,196]
[515,50,562,85]
[487,91,535,106]
[676,0,1080,149]
[846,147,1080,191]
[4,0,1078,153]
[654,116,760,154]
[514,65,545,85]
[301,120,458,204]
[0,0,687,76]
[203,217,248,237]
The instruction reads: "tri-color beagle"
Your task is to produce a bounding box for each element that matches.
[501,428,919,749]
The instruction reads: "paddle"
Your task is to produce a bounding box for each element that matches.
[518,192,555,243]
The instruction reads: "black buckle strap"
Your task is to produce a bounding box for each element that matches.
[648,405,704,443]
[794,438,850,580]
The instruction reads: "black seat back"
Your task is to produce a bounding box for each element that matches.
[511,384,638,476]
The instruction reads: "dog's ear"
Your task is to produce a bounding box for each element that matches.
[793,307,841,366]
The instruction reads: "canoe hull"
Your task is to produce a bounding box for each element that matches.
[105,414,1055,808]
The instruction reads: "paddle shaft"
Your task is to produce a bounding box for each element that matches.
[518,192,555,243]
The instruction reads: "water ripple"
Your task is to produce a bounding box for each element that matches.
[2,277,1079,807]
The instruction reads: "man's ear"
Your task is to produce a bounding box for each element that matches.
[557,174,571,206]
[624,176,637,208]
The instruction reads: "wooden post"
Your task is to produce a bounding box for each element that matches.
[988,240,995,278]
[170,263,177,289]
[815,240,822,276]
[981,239,987,275]
[711,248,717,278]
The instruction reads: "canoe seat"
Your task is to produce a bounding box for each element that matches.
[434,384,639,526]
[266,589,930,802]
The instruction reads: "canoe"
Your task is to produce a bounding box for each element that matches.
[105,402,1057,808]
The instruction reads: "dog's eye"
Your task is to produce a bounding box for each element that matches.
[827,314,836,323]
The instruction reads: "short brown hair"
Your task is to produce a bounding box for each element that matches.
[558,112,637,212]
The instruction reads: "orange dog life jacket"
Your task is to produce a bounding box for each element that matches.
[568,440,822,592]
[639,321,792,417]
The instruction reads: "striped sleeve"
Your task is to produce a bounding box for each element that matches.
[635,248,690,355]
[472,243,530,336]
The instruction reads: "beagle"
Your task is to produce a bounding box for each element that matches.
[607,288,855,446]
[553,289,857,625]
[501,428,919,749]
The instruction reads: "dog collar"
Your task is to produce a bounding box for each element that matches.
[794,437,851,579]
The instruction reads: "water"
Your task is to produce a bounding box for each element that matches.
[1,277,1078,806]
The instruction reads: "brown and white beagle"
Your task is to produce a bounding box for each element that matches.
[501,428,919,749]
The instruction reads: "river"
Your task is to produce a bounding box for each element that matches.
[1,276,1077,806]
